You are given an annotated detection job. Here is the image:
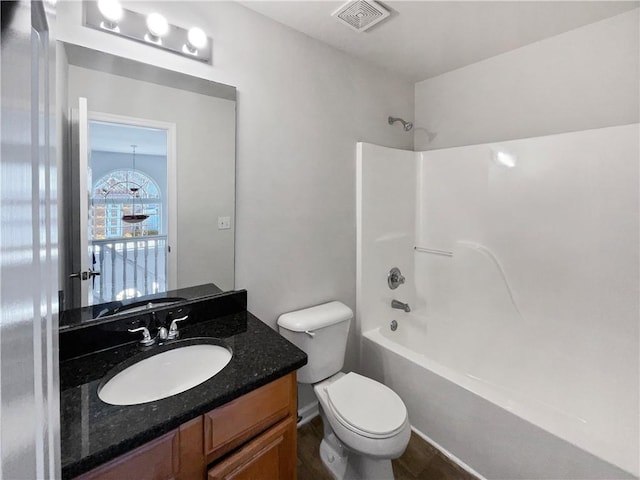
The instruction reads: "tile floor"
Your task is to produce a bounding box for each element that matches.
[297,416,479,480]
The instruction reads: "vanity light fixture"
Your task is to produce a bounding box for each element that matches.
[183,27,208,55]
[145,12,169,44]
[84,1,213,64]
[97,0,123,31]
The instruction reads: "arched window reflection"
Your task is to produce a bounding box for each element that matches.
[92,169,162,239]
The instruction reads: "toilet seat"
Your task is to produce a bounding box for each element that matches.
[324,372,407,439]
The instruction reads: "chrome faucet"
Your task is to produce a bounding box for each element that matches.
[128,311,189,345]
[158,326,169,341]
[167,315,189,340]
[391,299,411,313]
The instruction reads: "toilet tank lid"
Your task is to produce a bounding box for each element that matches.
[277,301,353,332]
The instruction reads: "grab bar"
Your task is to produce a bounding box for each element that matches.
[414,246,453,257]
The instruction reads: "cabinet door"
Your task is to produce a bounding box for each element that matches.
[75,429,180,480]
[207,417,296,480]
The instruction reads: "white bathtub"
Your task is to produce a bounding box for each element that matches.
[360,317,637,480]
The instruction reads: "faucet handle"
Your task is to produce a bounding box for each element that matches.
[167,315,188,340]
[128,326,155,346]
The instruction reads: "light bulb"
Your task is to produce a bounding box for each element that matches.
[187,27,207,49]
[146,13,169,38]
[97,0,123,23]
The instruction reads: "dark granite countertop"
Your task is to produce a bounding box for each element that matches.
[60,291,307,479]
[60,283,224,330]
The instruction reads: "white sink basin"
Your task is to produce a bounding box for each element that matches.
[98,343,232,405]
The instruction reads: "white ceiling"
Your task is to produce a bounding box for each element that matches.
[240,1,638,82]
[90,122,167,156]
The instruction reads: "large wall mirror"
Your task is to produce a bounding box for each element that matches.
[59,43,236,322]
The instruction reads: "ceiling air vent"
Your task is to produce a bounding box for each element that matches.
[332,1,390,33]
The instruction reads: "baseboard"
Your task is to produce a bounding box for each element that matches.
[297,400,319,427]
[411,426,487,480]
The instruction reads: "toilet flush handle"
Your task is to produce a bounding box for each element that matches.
[304,330,316,338]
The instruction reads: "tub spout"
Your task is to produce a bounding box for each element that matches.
[391,299,411,313]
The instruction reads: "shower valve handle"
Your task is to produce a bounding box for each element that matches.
[388,267,405,290]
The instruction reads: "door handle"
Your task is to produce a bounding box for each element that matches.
[69,270,100,280]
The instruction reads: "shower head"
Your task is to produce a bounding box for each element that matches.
[388,116,413,132]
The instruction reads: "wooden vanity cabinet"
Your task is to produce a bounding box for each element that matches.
[207,417,296,480]
[74,373,297,480]
[74,428,182,480]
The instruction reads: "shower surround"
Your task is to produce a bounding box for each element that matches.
[356,124,639,479]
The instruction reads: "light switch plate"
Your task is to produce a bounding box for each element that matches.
[217,216,231,230]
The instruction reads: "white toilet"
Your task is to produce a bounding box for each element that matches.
[277,301,411,480]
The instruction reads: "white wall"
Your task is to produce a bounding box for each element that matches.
[56,1,414,373]
[414,9,639,150]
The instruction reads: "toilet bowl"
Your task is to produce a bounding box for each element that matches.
[277,302,410,480]
[314,372,411,480]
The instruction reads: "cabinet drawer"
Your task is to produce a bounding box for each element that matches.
[75,429,180,480]
[204,373,295,462]
[207,417,296,480]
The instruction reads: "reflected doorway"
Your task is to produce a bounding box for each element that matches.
[67,103,177,308]
[90,122,167,303]
[88,117,177,305]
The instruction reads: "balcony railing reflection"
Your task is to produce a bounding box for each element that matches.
[92,235,167,304]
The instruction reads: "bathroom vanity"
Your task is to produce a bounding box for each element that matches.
[59,290,307,479]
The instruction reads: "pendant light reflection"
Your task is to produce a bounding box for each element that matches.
[122,145,150,224]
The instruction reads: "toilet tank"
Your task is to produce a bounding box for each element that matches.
[277,301,353,384]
